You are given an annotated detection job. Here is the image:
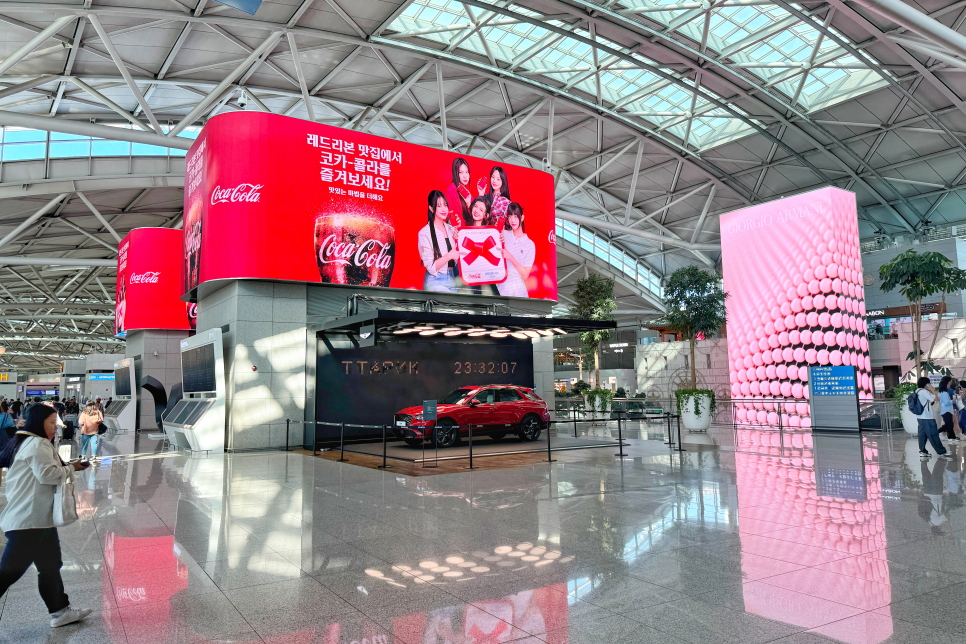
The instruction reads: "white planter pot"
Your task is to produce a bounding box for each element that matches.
[900,406,919,435]
[680,393,713,431]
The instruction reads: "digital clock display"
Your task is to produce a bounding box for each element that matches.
[315,338,534,437]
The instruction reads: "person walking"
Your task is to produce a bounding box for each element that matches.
[0,402,14,453]
[0,404,91,627]
[78,402,103,462]
[9,399,22,421]
[938,376,959,442]
[915,377,950,460]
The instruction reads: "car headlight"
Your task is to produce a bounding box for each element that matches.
[414,414,424,421]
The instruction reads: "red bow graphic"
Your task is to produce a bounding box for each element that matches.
[468,621,509,644]
[461,236,500,265]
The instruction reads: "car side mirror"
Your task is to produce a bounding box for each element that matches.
[468,400,479,407]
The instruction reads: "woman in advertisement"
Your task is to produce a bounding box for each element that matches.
[465,196,494,228]
[484,166,512,229]
[444,158,477,229]
[418,190,462,293]
[497,203,535,298]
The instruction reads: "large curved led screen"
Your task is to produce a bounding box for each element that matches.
[183,112,558,301]
[115,228,192,337]
[720,187,871,428]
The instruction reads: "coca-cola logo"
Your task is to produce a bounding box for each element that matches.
[129,272,160,284]
[548,230,556,244]
[318,234,392,271]
[210,183,263,205]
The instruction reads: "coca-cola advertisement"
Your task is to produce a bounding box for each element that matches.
[115,228,192,337]
[183,112,557,300]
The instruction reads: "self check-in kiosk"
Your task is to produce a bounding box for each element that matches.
[162,328,226,452]
[103,358,136,431]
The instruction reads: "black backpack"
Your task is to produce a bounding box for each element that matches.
[908,389,926,415]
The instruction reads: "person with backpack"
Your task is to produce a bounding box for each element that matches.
[912,377,950,460]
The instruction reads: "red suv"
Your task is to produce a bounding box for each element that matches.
[394,385,550,448]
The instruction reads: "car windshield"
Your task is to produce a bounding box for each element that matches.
[438,388,476,405]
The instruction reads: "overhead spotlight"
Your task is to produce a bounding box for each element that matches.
[443,331,465,336]
[490,332,507,338]
[439,327,461,332]
[494,328,511,333]
[466,328,486,333]
[523,330,540,338]
[510,332,528,339]
[393,329,416,335]
[537,330,554,336]
[412,326,435,331]
[551,328,567,334]
[419,330,440,336]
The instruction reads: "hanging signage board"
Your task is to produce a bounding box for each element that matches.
[808,365,860,432]
[116,228,194,337]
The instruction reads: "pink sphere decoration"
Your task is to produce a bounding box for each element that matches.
[765,321,775,336]
[737,370,748,383]
[770,381,781,396]
[845,333,855,349]
[860,337,869,352]
[801,330,813,344]
[809,280,821,295]
[753,353,763,367]
[787,287,798,302]
[794,348,806,361]
[756,366,767,380]
[779,331,790,346]
[823,330,837,346]
[780,382,792,397]
[821,278,833,293]
[837,295,847,309]
[736,408,747,422]
[836,331,848,346]
[815,265,827,280]
[796,313,808,327]
[801,416,812,428]
[796,402,809,414]
[845,298,854,313]
[858,301,866,316]
[757,410,768,424]
[814,294,826,309]
[806,312,819,326]
[743,355,754,369]
[789,330,801,344]
[776,364,788,379]
[791,298,803,313]
[782,347,794,362]
[797,283,809,298]
[830,312,843,327]
[817,349,830,364]
[804,268,815,282]
[788,415,801,427]
[750,381,761,395]
[818,312,831,327]
[780,303,791,317]
[770,306,782,320]
[762,349,775,364]
[830,350,843,366]
[768,334,780,349]
[767,411,779,425]
[740,382,751,396]
[843,351,852,366]
[788,365,799,380]
[766,365,777,380]
[805,348,817,362]
[802,295,814,311]
[758,337,769,352]
[827,263,839,278]
[791,383,804,398]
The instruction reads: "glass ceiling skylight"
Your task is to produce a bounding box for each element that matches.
[388,0,760,150]
[613,0,887,113]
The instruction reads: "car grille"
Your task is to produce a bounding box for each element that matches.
[395,414,413,426]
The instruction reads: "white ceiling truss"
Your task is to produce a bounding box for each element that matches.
[2,0,966,368]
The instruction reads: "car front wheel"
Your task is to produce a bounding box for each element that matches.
[434,419,459,448]
[518,415,542,442]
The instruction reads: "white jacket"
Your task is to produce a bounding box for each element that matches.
[0,434,73,532]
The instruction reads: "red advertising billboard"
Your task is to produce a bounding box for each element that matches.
[115,228,193,337]
[720,187,871,429]
[183,112,557,301]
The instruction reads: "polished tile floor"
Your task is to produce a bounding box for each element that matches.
[1,424,965,644]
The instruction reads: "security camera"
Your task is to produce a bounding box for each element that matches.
[237,91,248,110]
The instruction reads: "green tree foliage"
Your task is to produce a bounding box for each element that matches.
[879,250,963,376]
[570,274,617,389]
[661,266,728,389]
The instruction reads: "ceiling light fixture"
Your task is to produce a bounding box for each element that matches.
[523,331,539,338]
[419,330,440,336]
[490,332,507,338]
[510,332,528,339]
[393,329,416,334]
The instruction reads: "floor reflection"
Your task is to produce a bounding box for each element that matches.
[2,424,965,643]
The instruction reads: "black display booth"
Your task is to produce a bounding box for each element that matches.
[306,310,615,447]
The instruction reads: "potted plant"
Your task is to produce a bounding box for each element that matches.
[584,388,613,420]
[569,274,617,391]
[662,266,728,431]
[892,382,918,435]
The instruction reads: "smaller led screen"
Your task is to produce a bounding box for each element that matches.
[114,367,132,397]
[182,343,217,393]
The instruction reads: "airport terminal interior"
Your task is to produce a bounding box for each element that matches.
[2,1,966,643]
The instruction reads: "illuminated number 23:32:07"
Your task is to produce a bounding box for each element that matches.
[454,362,517,374]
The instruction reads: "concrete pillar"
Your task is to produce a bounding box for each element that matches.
[125,329,190,429]
[532,336,555,403]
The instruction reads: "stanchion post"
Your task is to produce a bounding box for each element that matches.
[546,420,556,462]
[573,405,578,438]
[465,425,478,470]
[675,414,686,452]
[615,409,625,458]
[665,412,675,447]
[285,419,290,452]
[337,422,347,462]
[312,421,318,456]
[378,425,390,469]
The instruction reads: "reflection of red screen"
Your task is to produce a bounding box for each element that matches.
[720,188,871,428]
[182,112,557,301]
[115,228,191,335]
